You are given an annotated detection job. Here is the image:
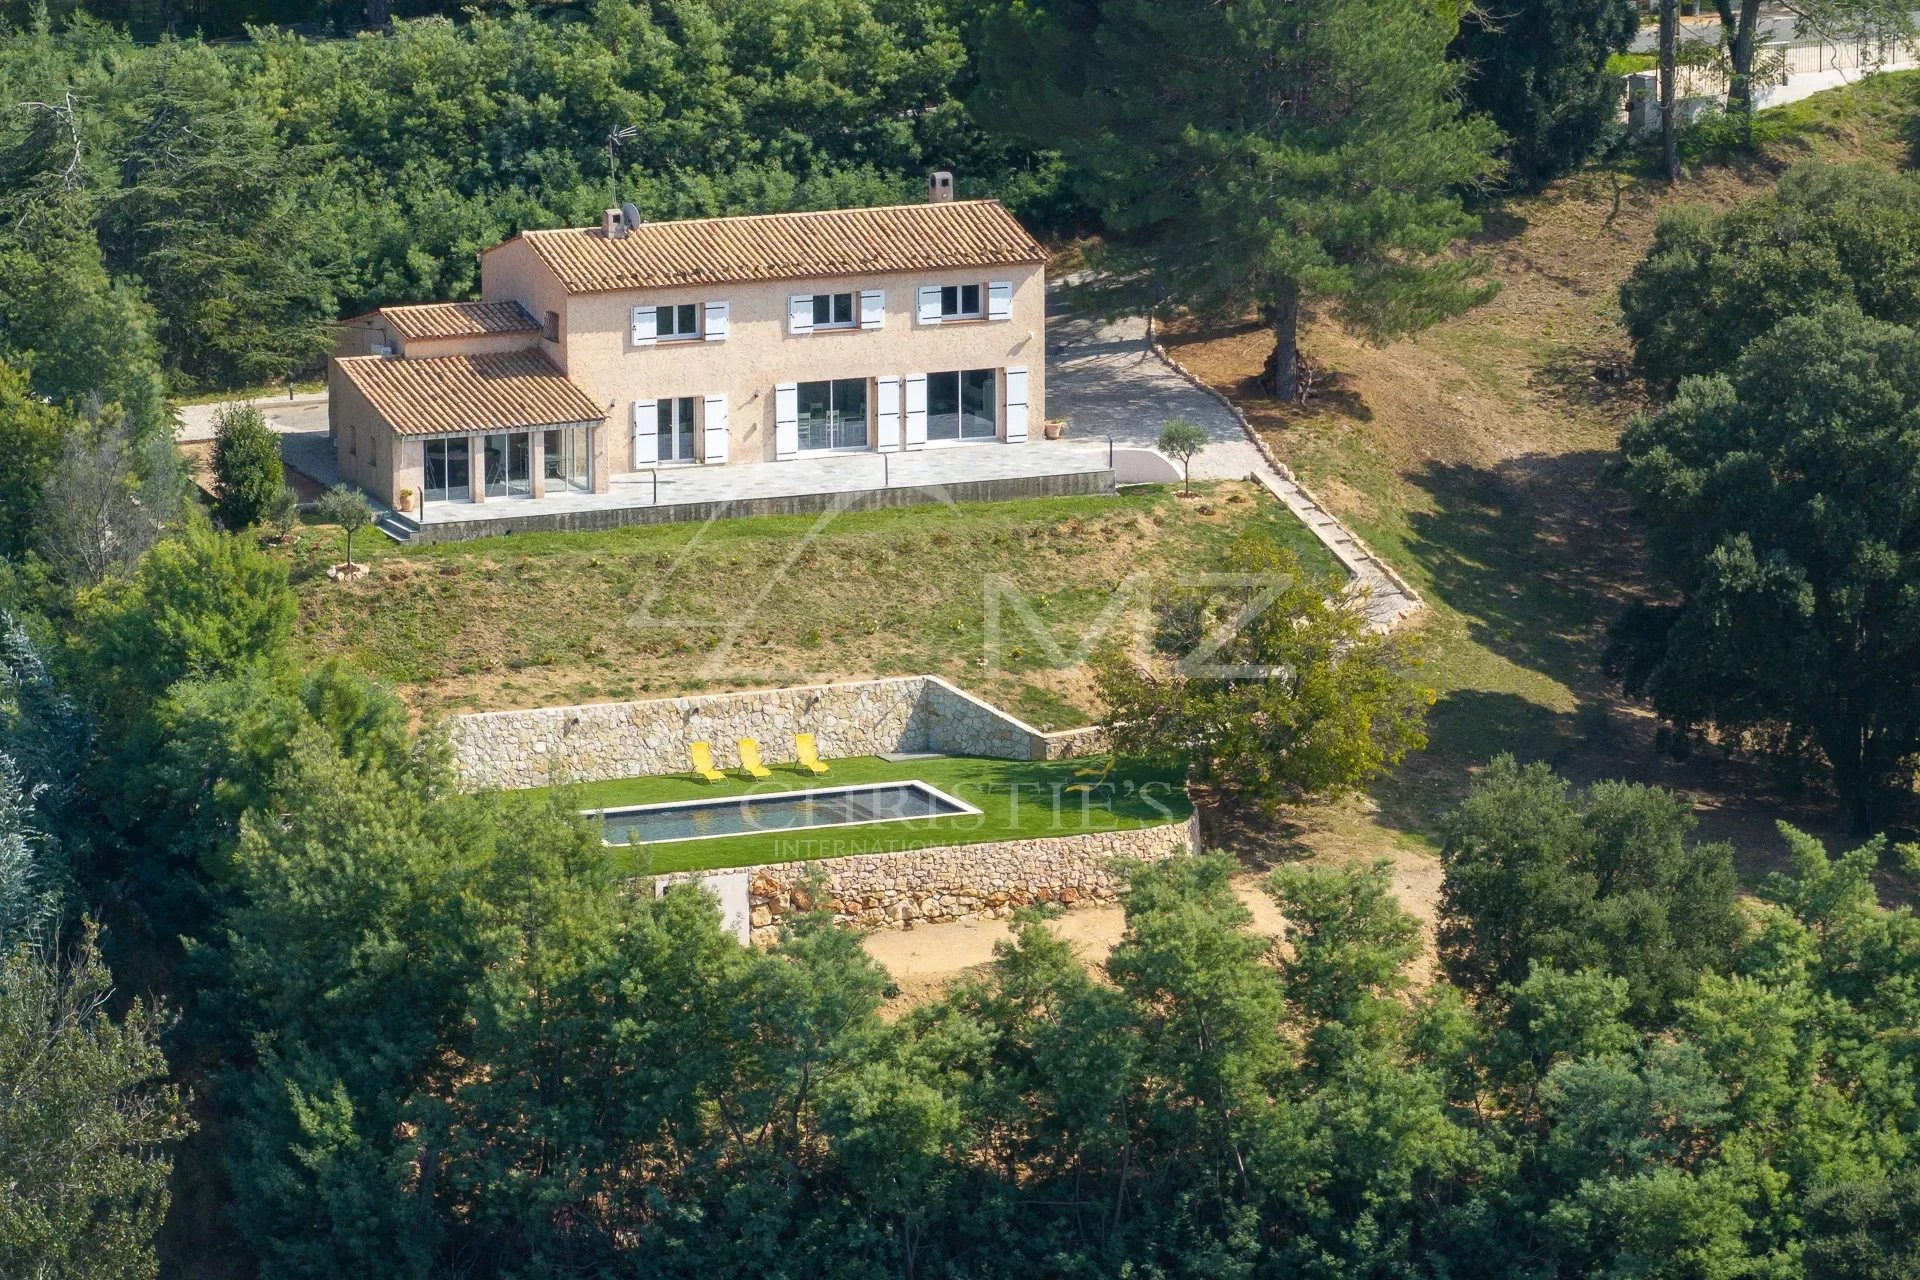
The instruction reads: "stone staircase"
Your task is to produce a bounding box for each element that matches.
[375,509,420,543]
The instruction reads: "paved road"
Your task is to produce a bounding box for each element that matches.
[176,394,339,487]
[1627,7,1920,52]
[1044,286,1269,480]
[176,393,328,441]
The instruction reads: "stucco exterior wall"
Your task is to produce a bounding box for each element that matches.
[394,331,544,359]
[328,361,407,504]
[478,238,574,366]
[445,675,1086,792]
[480,250,1045,472]
[337,314,393,358]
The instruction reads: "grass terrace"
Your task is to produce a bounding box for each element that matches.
[519,755,1191,875]
[289,481,1338,725]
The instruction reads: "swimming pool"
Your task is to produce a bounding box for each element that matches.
[593,781,980,845]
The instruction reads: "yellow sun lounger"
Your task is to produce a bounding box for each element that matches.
[688,741,726,784]
[794,733,830,775]
[737,738,773,779]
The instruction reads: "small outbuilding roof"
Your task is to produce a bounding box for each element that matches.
[378,300,542,341]
[493,199,1047,294]
[334,350,606,438]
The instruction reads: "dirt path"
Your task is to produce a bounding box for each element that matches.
[867,836,1444,1009]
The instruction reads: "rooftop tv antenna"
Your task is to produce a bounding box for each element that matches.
[606,125,641,208]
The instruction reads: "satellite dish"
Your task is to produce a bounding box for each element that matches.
[620,202,642,229]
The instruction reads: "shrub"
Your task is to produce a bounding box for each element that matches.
[211,405,283,529]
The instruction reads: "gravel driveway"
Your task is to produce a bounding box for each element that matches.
[1044,283,1421,630]
[1045,285,1268,480]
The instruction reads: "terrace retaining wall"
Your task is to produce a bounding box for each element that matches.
[656,812,1200,944]
[447,675,1107,790]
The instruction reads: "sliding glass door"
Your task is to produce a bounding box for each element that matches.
[484,432,532,498]
[927,369,998,442]
[543,429,590,493]
[424,437,471,503]
[797,378,869,451]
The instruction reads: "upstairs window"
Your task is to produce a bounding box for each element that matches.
[656,303,699,339]
[542,310,560,342]
[939,284,982,319]
[811,292,857,329]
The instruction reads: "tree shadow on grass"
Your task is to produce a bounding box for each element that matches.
[1403,450,1644,691]
[1380,451,1917,888]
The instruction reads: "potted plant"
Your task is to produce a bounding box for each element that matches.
[398,487,417,513]
[1043,418,1068,441]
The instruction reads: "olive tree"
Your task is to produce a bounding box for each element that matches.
[1157,419,1209,495]
[316,484,374,571]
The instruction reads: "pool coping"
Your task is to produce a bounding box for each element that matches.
[590,778,984,847]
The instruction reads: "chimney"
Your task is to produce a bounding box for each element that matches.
[602,207,628,239]
[928,170,954,204]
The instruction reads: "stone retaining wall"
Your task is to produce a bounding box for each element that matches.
[448,675,1104,791]
[657,813,1199,944]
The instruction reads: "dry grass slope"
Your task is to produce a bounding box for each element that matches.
[290,481,1336,728]
[1163,73,1920,884]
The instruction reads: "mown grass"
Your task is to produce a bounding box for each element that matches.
[518,754,1191,875]
[288,481,1339,723]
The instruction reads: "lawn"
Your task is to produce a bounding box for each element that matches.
[289,480,1338,725]
[519,754,1192,875]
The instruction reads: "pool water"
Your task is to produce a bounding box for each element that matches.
[595,781,977,845]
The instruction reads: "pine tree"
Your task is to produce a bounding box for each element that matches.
[981,0,1502,400]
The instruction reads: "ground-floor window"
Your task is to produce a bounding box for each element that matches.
[658,397,698,462]
[484,432,532,498]
[928,369,997,441]
[798,378,869,451]
[543,428,590,493]
[424,437,471,503]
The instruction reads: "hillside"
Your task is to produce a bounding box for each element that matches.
[1163,73,1920,881]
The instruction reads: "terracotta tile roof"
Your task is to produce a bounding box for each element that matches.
[335,351,606,438]
[379,300,540,341]
[500,200,1046,294]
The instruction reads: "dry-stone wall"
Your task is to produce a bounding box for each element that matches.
[448,675,1098,790]
[656,813,1199,944]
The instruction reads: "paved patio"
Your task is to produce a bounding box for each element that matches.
[403,439,1113,533]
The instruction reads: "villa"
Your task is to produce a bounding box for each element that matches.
[327,175,1103,539]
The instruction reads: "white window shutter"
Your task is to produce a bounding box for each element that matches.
[775,382,800,460]
[916,286,942,326]
[1004,366,1029,442]
[704,300,729,342]
[859,289,885,330]
[904,374,928,449]
[632,399,659,465]
[631,306,657,347]
[875,376,901,451]
[788,295,814,336]
[702,394,729,463]
[987,280,1013,322]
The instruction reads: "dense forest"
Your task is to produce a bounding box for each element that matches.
[10,0,1920,1277]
